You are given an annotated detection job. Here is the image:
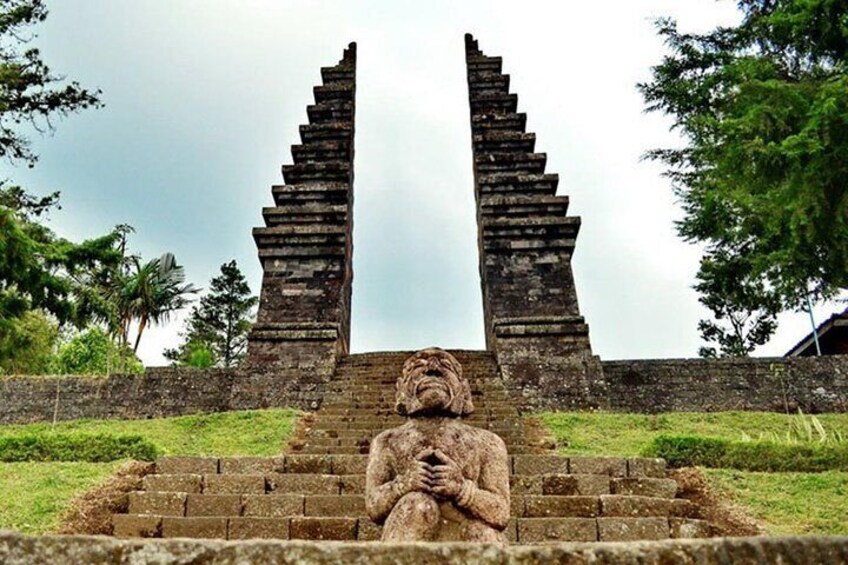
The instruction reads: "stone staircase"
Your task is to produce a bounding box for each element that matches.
[112,351,713,543]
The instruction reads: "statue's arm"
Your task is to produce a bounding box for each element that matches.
[455,434,511,529]
[365,434,402,524]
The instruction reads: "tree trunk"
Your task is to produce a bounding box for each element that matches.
[133,316,148,353]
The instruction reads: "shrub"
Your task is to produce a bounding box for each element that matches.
[0,433,159,462]
[644,435,848,473]
[53,327,143,375]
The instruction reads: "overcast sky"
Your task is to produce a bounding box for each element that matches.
[12,0,843,365]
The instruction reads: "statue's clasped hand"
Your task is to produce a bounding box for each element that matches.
[429,449,465,499]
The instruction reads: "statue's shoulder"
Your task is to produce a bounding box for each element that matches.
[468,425,508,455]
[371,421,412,448]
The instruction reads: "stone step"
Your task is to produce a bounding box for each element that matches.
[152,456,667,480]
[470,92,518,114]
[468,73,510,92]
[466,55,503,73]
[262,204,347,227]
[470,112,527,134]
[481,195,569,218]
[313,83,354,104]
[473,131,536,153]
[307,102,353,124]
[291,140,351,163]
[282,161,351,184]
[475,152,546,175]
[299,122,352,143]
[478,172,558,197]
[271,183,349,206]
[114,514,711,543]
[321,67,354,83]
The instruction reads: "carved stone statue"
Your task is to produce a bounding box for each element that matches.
[365,347,511,542]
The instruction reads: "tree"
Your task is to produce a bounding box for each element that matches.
[53,326,142,375]
[165,260,257,368]
[640,0,848,355]
[110,253,198,353]
[0,309,57,374]
[0,0,116,354]
[0,0,101,166]
[0,186,123,335]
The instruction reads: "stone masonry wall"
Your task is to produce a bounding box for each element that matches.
[0,367,327,425]
[2,532,848,563]
[601,355,848,413]
[2,354,846,425]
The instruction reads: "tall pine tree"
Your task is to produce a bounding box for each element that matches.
[165,261,258,368]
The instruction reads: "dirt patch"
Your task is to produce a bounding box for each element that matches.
[523,416,559,452]
[671,467,764,537]
[286,412,316,452]
[58,460,154,536]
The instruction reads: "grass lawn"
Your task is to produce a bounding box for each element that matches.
[537,411,848,456]
[704,469,848,535]
[537,411,848,536]
[0,461,121,534]
[0,409,300,534]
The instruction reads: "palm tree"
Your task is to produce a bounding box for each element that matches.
[111,253,198,353]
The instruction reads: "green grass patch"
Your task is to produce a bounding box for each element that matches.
[0,461,121,534]
[0,408,300,457]
[644,435,848,472]
[0,433,158,462]
[704,468,848,535]
[537,411,848,456]
[0,408,301,534]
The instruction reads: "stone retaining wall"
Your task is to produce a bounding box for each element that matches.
[0,532,846,563]
[0,367,326,425]
[2,354,847,425]
[601,355,848,413]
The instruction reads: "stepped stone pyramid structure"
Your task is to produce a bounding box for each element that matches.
[110,37,714,544]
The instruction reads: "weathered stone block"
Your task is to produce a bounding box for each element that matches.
[670,499,700,519]
[518,518,598,543]
[142,474,202,494]
[203,474,266,495]
[156,457,218,475]
[523,496,599,518]
[285,454,332,474]
[242,494,304,517]
[670,517,713,539]
[330,455,368,475]
[185,495,242,517]
[627,457,666,478]
[228,517,289,540]
[509,475,542,495]
[597,517,670,541]
[512,455,568,475]
[510,496,524,517]
[267,474,340,495]
[219,457,284,475]
[304,495,365,517]
[161,517,228,539]
[356,517,383,541]
[542,474,609,496]
[128,492,186,517]
[112,514,161,538]
[338,474,365,494]
[599,495,671,517]
[289,517,357,540]
[569,456,627,477]
[611,477,678,499]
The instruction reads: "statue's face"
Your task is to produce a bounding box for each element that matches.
[396,348,474,417]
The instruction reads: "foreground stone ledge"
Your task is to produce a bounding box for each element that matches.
[1,532,847,564]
